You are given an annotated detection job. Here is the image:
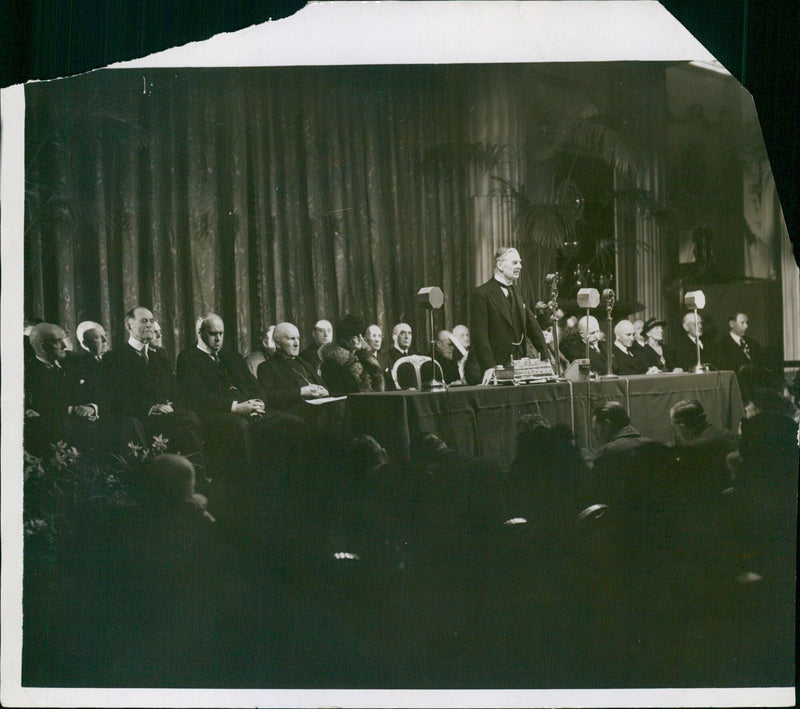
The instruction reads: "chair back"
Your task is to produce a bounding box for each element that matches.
[391,354,443,390]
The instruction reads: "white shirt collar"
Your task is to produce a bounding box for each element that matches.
[730,332,742,345]
[35,355,60,369]
[494,275,514,289]
[128,336,147,353]
[197,340,216,357]
[687,334,703,348]
[614,342,630,355]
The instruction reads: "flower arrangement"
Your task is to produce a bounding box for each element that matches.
[23,436,173,565]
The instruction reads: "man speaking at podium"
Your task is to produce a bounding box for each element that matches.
[470,246,550,374]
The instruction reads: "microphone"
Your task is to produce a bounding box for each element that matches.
[601,288,615,301]
[545,273,560,286]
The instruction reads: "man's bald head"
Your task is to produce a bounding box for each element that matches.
[614,320,636,349]
[452,324,470,348]
[198,312,225,353]
[274,322,301,357]
[435,330,455,360]
[311,320,333,346]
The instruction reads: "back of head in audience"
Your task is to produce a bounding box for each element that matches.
[145,454,196,511]
[670,399,708,442]
[592,401,630,444]
[347,435,389,474]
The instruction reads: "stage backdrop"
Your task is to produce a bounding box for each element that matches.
[25,64,675,358]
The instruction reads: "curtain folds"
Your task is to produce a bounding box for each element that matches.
[26,67,493,356]
[25,64,674,358]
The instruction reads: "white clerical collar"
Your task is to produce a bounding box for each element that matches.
[128,336,147,353]
[730,332,742,346]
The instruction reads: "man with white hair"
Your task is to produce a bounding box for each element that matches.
[560,315,607,374]
[64,320,109,419]
[673,311,716,372]
[176,312,306,482]
[257,322,329,419]
[611,320,648,375]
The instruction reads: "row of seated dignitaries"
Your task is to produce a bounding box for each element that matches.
[24,308,309,488]
[558,310,766,376]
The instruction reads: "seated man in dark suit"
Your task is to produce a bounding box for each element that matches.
[363,324,387,372]
[560,315,607,374]
[716,311,764,373]
[383,322,415,390]
[673,311,715,372]
[611,320,650,375]
[257,322,329,420]
[24,322,103,455]
[588,401,671,513]
[420,330,462,385]
[176,312,307,484]
[61,320,144,456]
[669,399,738,498]
[299,319,333,376]
[105,306,203,463]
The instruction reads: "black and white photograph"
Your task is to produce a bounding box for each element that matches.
[2,2,798,707]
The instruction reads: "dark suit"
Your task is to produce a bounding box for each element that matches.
[25,357,132,458]
[176,346,306,482]
[589,425,672,546]
[611,343,648,375]
[469,277,549,372]
[715,332,763,373]
[560,332,607,374]
[105,343,202,460]
[420,351,461,385]
[257,352,323,416]
[63,351,144,455]
[672,424,739,499]
[673,333,714,371]
[63,352,108,411]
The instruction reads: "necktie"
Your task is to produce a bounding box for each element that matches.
[140,346,149,362]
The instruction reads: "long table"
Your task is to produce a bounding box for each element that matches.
[345,371,744,470]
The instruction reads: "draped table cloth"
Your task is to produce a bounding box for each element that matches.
[345,371,744,469]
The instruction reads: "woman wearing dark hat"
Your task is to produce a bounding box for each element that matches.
[638,317,679,372]
[320,314,384,394]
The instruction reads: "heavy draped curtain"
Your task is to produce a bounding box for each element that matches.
[25,66,520,357]
[25,63,674,358]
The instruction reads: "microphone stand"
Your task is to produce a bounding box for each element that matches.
[427,307,445,392]
[546,273,562,377]
[691,309,706,374]
[601,288,618,379]
[584,306,592,366]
